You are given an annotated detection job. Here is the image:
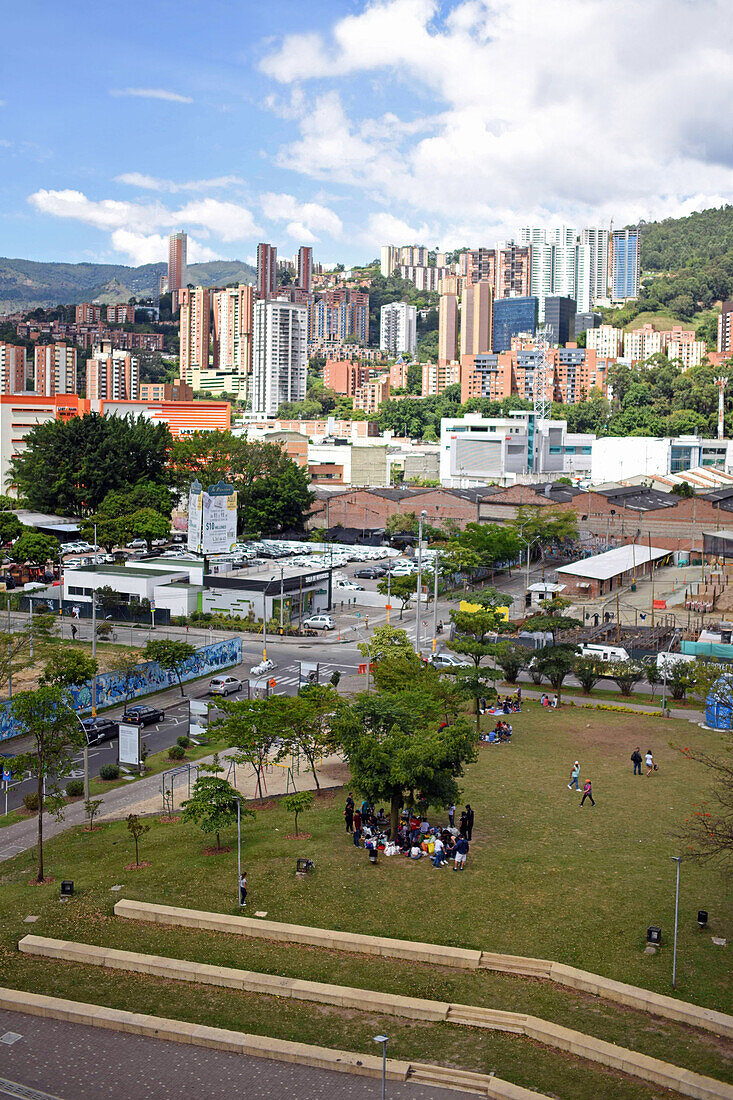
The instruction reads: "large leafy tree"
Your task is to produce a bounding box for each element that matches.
[10,686,84,882]
[334,689,476,839]
[523,598,583,645]
[531,645,578,704]
[0,512,23,545]
[169,431,313,536]
[81,483,174,551]
[449,608,505,731]
[511,505,579,564]
[377,574,416,619]
[215,695,287,800]
[283,684,339,790]
[8,413,173,516]
[9,532,59,566]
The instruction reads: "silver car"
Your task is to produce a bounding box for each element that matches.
[209,675,243,696]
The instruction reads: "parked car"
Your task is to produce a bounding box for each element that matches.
[429,652,471,669]
[81,716,119,745]
[354,566,385,579]
[126,539,147,549]
[122,704,165,726]
[209,675,243,696]
[302,614,335,631]
[250,658,276,677]
[335,580,363,591]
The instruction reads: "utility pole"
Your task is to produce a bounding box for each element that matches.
[415,510,427,655]
[432,553,440,653]
[715,376,728,440]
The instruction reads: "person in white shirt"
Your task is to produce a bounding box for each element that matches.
[432,836,445,867]
[645,750,655,776]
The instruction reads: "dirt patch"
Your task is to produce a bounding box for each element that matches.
[124,861,152,870]
[27,877,56,886]
[285,833,312,840]
[157,816,181,825]
[202,846,232,856]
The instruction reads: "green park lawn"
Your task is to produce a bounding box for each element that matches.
[0,703,730,1098]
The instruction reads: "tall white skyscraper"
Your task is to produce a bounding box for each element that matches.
[581,227,610,305]
[380,301,417,356]
[252,299,307,416]
[518,225,594,319]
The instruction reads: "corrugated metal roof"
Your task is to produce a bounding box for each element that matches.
[557,543,670,581]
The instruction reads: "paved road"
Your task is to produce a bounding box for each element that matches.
[0,1009,476,1100]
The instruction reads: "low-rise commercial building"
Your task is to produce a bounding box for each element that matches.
[590,435,733,484]
[555,543,671,599]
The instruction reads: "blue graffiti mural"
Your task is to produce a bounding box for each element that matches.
[0,638,242,743]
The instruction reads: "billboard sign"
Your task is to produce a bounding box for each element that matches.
[201,482,238,554]
[118,722,142,769]
[187,480,204,553]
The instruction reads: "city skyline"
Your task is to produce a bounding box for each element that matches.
[2,1,732,269]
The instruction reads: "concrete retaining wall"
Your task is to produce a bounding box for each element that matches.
[19,936,733,1100]
[114,899,733,1040]
[0,983,547,1100]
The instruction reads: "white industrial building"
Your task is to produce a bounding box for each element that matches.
[590,436,733,485]
[439,412,594,487]
[380,302,417,356]
[251,298,307,416]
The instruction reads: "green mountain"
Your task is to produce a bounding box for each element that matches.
[0,257,256,315]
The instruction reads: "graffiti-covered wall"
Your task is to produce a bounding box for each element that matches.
[0,638,242,743]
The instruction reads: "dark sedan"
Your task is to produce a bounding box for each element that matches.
[81,717,119,745]
[122,704,165,726]
[354,566,386,579]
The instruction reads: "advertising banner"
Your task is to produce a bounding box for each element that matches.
[201,482,238,555]
[187,480,203,553]
[118,722,142,768]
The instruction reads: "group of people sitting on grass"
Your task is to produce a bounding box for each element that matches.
[479,690,522,715]
[540,693,558,708]
[479,719,513,744]
[344,797,473,869]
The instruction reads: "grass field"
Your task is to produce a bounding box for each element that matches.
[624,312,695,332]
[0,703,730,1098]
[9,639,142,695]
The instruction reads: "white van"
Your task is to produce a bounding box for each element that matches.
[656,652,696,674]
[578,643,631,663]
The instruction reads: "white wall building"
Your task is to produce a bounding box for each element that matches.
[580,227,610,304]
[440,412,594,487]
[590,435,733,484]
[587,324,624,358]
[251,298,307,417]
[519,225,602,319]
[380,245,399,277]
[380,301,417,356]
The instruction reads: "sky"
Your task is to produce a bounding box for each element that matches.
[2,0,733,270]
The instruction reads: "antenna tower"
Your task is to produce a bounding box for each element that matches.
[533,325,552,421]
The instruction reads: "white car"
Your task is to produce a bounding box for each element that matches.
[209,675,243,696]
[430,652,471,670]
[302,614,335,631]
[250,658,276,677]
[335,580,363,591]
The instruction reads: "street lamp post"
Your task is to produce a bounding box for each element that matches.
[373,1035,388,1100]
[432,552,440,652]
[62,701,89,802]
[415,510,427,656]
[279,566,284,634]
[671,856,682,989]
[91,523,98,718]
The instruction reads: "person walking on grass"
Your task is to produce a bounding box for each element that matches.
[453,835,469,870]
[631,748,642,776]
[344,794,354,833]
[448,803,455,828]
[465,804,474,841]
[645,749,656,777]
[459,810,468,839]
[580,779,595,807]
[353,809,362,847]
[239,871,247,907]
[568,760,580,790]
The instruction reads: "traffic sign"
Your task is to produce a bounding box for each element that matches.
[2,766,11,782]
[385,604,392,611]
[268,678,277,687]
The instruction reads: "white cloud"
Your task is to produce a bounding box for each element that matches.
[261,0,733,237]
[260,192,343,240]
[28,188,261,260]
[111,230,220,265]
[115,172,245,193]
[110,87,193,103]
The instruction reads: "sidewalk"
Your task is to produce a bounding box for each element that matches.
[517,686,704,724]
[0,749,350,866]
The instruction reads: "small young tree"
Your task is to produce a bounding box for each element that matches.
[126,813,150,866]
[118,651,143,704]
[491,641,527,684]
[142,638,197,696]
[41,648,98,690]
[668,661,694,701]
[449,608,505,732]
[283,790,314,837]
[523,598,583,645]
[574,657,603,695]
[608,661,645,697]
[84,797,104,831]
[182,755,252,851]
[531,645,578,704]
[285,685,339,790]
[645,662,662,699]
[377,574,416,619]
[11,686,84,881]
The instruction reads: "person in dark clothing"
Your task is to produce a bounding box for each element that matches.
[453,836,469,870]
[344,795,354,832]
[353,809,362,846]
[580,780,595,807]
[459,811,468,838]
[465,804,474,840]
[630,748,642,776]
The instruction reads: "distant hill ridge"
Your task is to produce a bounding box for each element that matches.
[0,257,256,314]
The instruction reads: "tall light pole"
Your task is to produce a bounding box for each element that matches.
[91,523,98,718]
[373,1034,388,1100]
[671,856,682,989]
[279,566,284,634]
[62,701,89,802]
[415,510,427,655]
[432,552,440,653]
